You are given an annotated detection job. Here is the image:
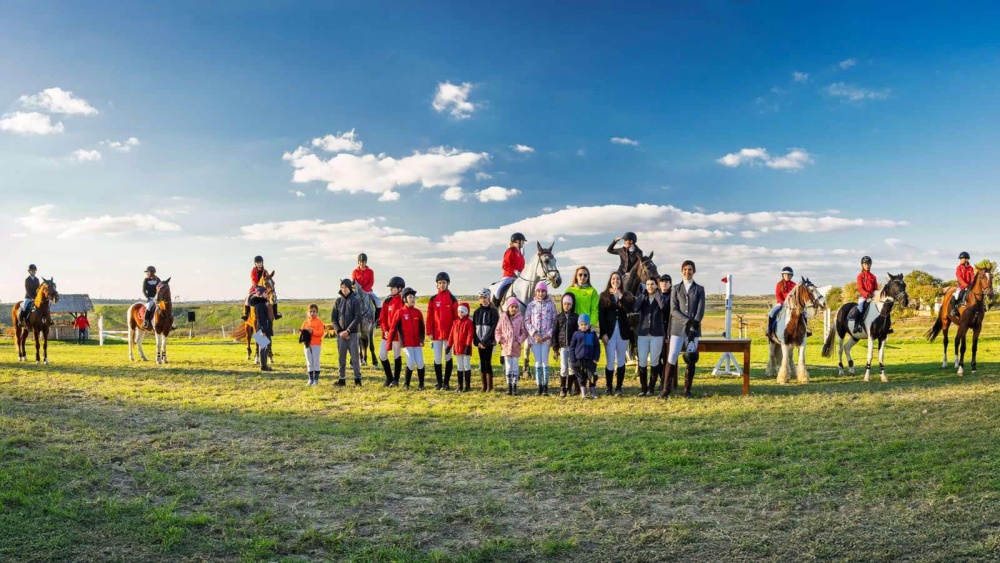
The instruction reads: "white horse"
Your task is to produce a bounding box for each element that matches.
[491,242,563,376]
[765,278,827,384]
[822,274,909,382]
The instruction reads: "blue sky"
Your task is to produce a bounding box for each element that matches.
[2,1,999,301]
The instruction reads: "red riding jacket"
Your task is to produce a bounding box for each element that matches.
[380,293,402,334]
[248,267,269,294]
[775,279,796,304]
[956,263,975,289]
[502,246,525,278]
[426,290,458,340]
[857,270,878,299]
[387,306,424,347]
[447,316,475,355]
[352,267,374,293]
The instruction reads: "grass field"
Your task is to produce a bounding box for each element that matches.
[2,309,1000,561]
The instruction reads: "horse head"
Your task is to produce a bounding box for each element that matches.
[261,271,277,302]
[883,273,909,308]
[41,278,59,304]
[535,242,562,289]
[973,268,994,302]
[156,277,172,303]
[798,276,826,312]
[638,252,658,282]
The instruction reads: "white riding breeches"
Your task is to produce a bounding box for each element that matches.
[431,340,452,364]
[604,323,627,369]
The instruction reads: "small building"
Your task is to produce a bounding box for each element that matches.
[50,294,95,340]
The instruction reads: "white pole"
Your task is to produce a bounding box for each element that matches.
[713,274,742,376]
[98,314,104,346]
[221,324,226,340]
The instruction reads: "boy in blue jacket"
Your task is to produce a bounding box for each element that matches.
[568,313,601,399]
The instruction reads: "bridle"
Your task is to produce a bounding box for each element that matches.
[517,250,559,284]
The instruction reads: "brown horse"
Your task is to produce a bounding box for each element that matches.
[232,271,276,364]
[926,268,994,376]
[127,278,174,363]
[12,278,59,363]
[765,278,827,384]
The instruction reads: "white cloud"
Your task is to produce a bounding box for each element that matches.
[0,112,65,135]
[475,172,493,181]
[283,135,490,200]
[311,129,363,153]
[101,137,141,153]
[610,137,639,146]
[716,147,813,170]
[511,144,535,154]
[475,186,520,202]
[432,81,477,119]
[839,58,857,69]
[19,87,98,116]
[792,71,809,83]
[70,149,101,162]
[291,190,305,198]
[442,186,466,201]
[826,82,889,102]
[16,204,181,238]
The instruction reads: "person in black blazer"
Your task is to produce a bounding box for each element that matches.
[661,261,705,399]
[598,271,635,396]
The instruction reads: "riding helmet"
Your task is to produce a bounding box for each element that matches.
[386,276,405,289]
[254,255,264,263]
[861,256,872,265]
[622,232,637,243]
[357,253,368,263]
[145,266,157,274]
[28,264,37,271]
[435,272,451,283]
[959,251,971,260]
[510,232,526,243]
[683,348,700,366]
[781,266,794,276]
[401,287,417,299]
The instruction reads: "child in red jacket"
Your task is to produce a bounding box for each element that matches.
[427,271,459,390]
[850,256,879,332]
[952,251,975,317]
[387,287,426,389]
[447,302,475,392]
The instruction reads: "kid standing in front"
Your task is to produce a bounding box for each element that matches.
[525,281,557,395]
[427,271,459,390]
[568,314,601,399]
[552,293,579,397]
[496,297,528,395]
[448,303,475,392]
[301,304,326,385]
[385,287,426,389]
[379,276,406,386]
[473,288,500,392]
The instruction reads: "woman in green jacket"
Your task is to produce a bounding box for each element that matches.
[564,266,600,333]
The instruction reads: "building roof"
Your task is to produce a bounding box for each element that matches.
[50,294,94,314]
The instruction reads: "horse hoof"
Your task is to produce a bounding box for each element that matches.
[957,369,964,377]
[880,375,888,383]
[863,373,870,382]
[44,360,49,365]
[942,362,948,368]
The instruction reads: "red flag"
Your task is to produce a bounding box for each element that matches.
[721,276,728,283]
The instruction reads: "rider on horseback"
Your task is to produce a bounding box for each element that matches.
[951,251,974,318]
[142,266,160,330]
[607,232,644,289]
[849,256,878,332]
[242,256,280,321]
[352,252,381,312]
[19,264,39,325]
[494,233,526,301]
[767,267,796,339]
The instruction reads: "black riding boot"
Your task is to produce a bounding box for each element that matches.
[404,368,413,388]
[684,363,696,398]
[434,364,443,390]
[272,302,282,320]
[648,365,659,395]
[605,368,614,395]
[144,310,154,329]
[241,304,250,321]
[444,359,454,390]
[659,364,677,398]
[417,368,426,389]
[457,370,465,392]
[638,366,648,396]
[464,371,472,392]
[381,359,393,386]
[481,372,489,392]
[615,366,626,396]
[392,358,402,386]
[560,376,568,397]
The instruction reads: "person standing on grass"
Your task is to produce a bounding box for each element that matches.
[598,271,635,396]
[331,279,363,387]
[634,276,668,397]
[496,297,528,396]
[379,276,406,387]
[301,304,326,386]
[473,288,500,392]
[248,286,274,372]
[385,287,426,389]
[552,293,579,397]
[525,281,557,396]
[661,260,705,399]
[447,302,475,392]
[654,274,673,391]
[427,271,459,390]
[568,313,601,399]
[565,266,599,334]
[74,313,90,344]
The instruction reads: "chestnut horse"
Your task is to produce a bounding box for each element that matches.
[625,252,659,360]
[127,278,174,363]
[765,278,827,384]
[232,271,276,364]
[12,278,59,363]
[926,268,994,376]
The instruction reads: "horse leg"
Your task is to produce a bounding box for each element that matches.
[155,333,163,364]
[33,329,41,363]
[42,329,49,365]
[162,334,168,364]
[796,342,809,383]
[971,323,981,374]
[842,337,856,375]
[955,325,969,377]
[765,341,777,377]
[863,337,874,382]
[878,338,887,383]
[941,321,950,368]
[135,328,148,361]
[16,325,26,361]
[777,343,791,384]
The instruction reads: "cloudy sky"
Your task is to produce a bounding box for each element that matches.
[3,1,999,301]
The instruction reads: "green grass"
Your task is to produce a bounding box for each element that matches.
[3,312,1000,561]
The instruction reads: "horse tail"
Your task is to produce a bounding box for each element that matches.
[232,323,249,341]
[925,317,943,342]
[821,324,836,357]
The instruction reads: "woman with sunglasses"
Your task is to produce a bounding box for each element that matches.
[564,266,600,334]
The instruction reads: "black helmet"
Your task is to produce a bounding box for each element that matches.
[861,256,872,265]
[144,265,157,274]
[511,232,526,243]
[622,232,637,243]
[781,266,794,276]
[28,264,37,271]
[357,253,368,263]
[254,255,264,263]
[387,276,405,289]
[401,287,417,299]
[959,251,970,260]
[435,272,451,283]
[683,349,700,366]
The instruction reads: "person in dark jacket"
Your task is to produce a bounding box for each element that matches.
[655,274,673,389]
[142,266,161,330]
[661,261,705,399]
[568,313,601,399]
[249,286,274,371]
[634,276,669,396]
[598,271,635,396]
[607,232,644,289]
[19,264,40,325]
[331,279,362,386]
[552,293,579,397]
[472,288,500,392]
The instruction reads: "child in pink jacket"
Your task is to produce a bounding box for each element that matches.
[496,297,528,395]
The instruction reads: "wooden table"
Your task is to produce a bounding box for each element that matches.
[697,338,752,395]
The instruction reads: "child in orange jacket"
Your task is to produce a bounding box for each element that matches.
[301,304,326,386]
[447,302,475,392]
